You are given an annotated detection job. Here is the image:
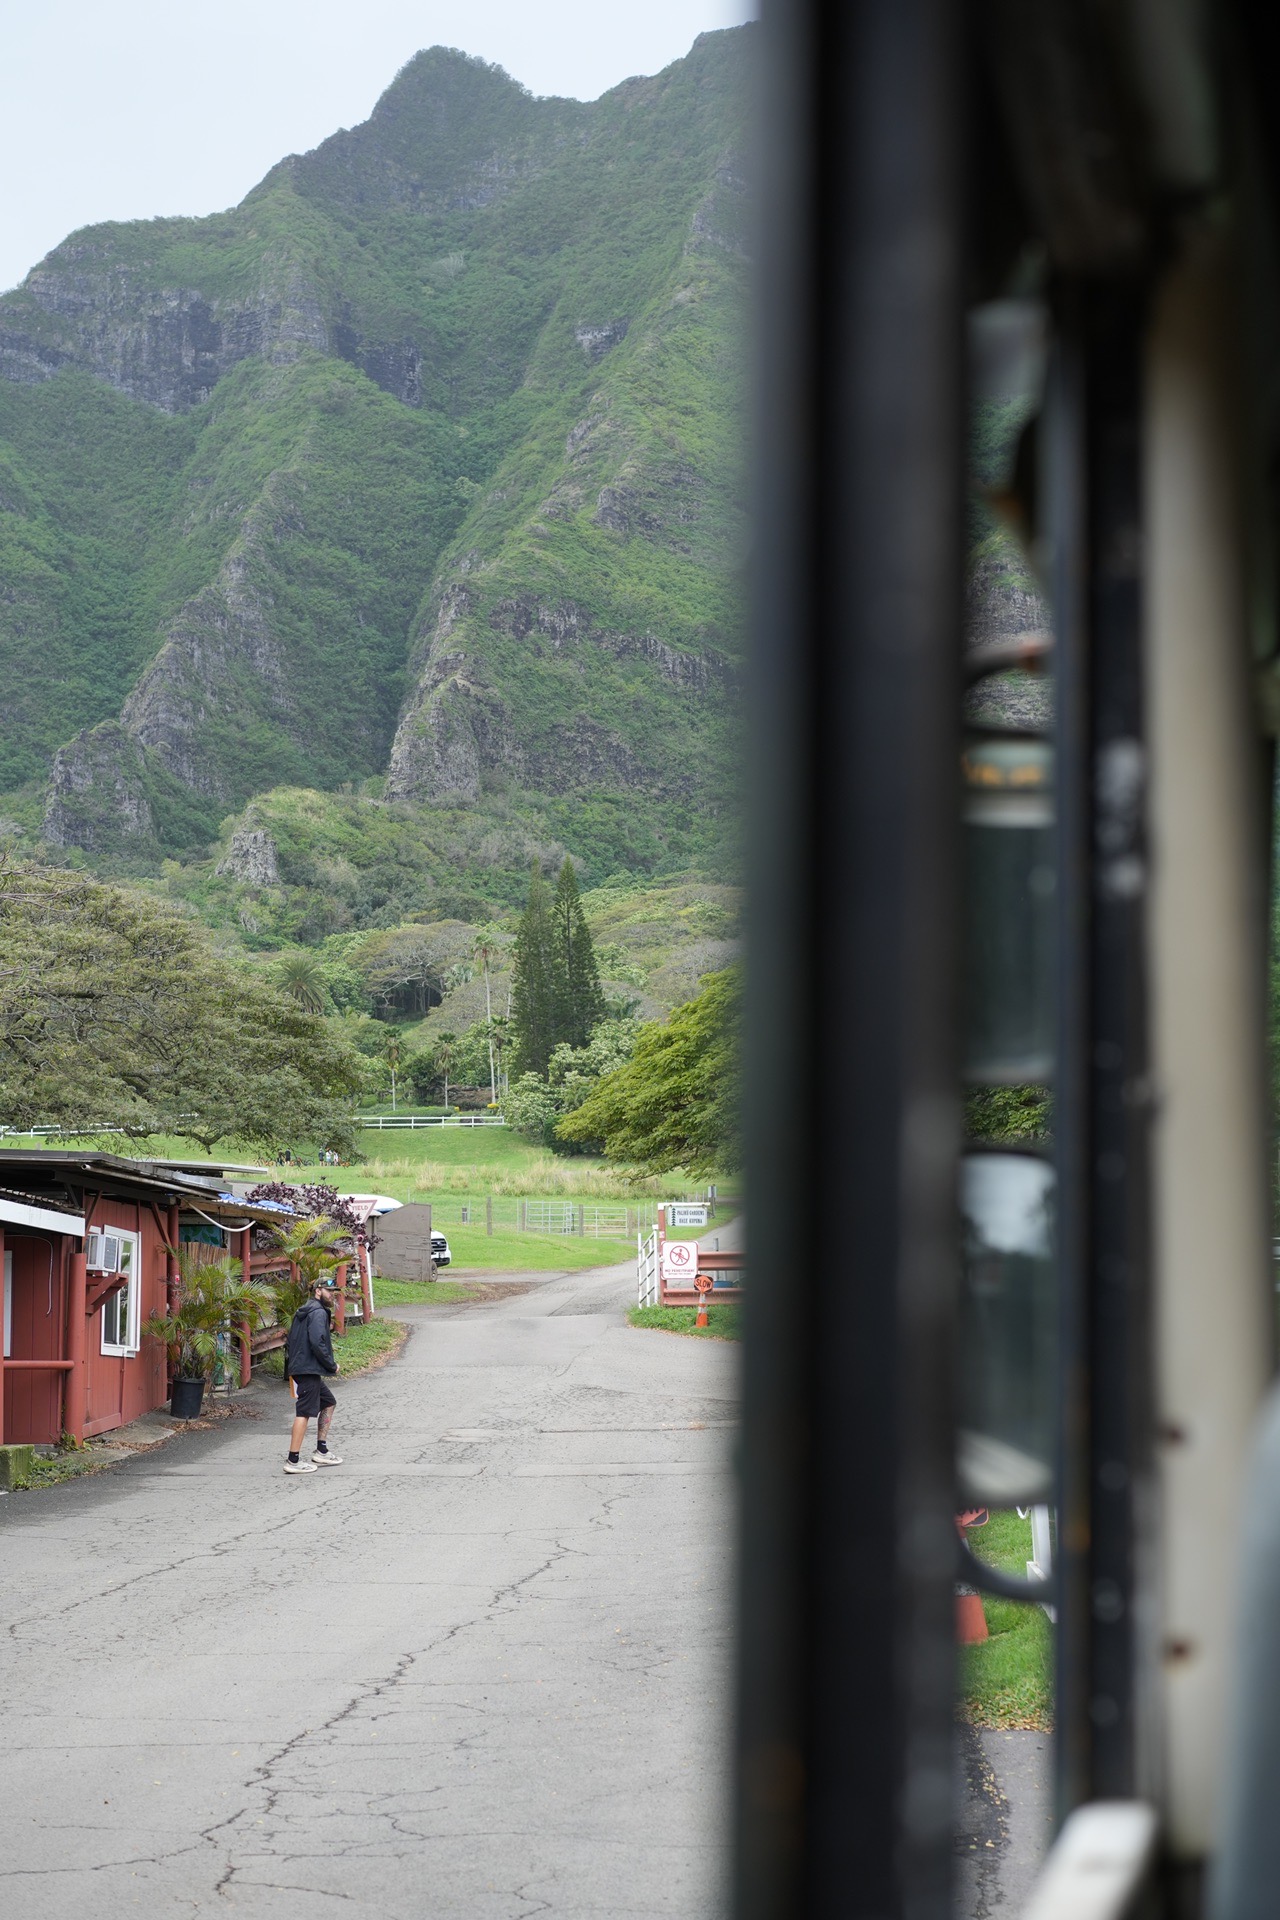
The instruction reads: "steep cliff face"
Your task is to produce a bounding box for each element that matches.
[43,723,154,851]
[0,29,752,879]
[0,245,330,413]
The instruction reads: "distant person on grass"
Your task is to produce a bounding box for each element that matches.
[284,1281,343,1474]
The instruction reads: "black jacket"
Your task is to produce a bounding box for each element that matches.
[286,1298,337,1377]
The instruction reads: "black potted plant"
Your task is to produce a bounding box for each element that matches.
[144,1247,268,1419]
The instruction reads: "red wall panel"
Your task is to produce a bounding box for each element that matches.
[3,1234,66,1445]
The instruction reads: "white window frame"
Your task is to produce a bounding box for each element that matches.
[99,1230,141,1357]
[3,1249,11,1359]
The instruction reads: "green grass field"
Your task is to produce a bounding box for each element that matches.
[960,1510,1054,1730]
[0,1122,696,1195]
[297,1126,711,1204]
[426,1229,636,1271]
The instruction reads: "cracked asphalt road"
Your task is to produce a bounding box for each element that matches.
[0,1261,739,1918]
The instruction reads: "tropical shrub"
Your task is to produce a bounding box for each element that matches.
[556,966,741,1174]
[142,1247,270,1381]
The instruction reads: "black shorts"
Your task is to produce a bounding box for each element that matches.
[292,1375,336,1418]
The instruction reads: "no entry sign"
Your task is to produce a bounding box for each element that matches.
[661,1240,700,1281]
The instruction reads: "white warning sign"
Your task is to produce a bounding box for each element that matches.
[661,1240,700,1282]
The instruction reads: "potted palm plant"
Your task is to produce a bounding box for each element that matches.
[143,1246,270,1420]
[267,1214,349,1302]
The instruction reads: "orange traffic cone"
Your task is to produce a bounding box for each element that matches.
[956,1585,988,1644]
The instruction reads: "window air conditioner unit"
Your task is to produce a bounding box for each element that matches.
[86,1230,123,1275]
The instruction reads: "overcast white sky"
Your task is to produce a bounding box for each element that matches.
[0,0,756,293]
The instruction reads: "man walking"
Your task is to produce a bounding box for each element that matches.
[284,1281,343,1474]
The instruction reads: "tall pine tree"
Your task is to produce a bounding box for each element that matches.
[510,865,555,1076]
[551,858,606,1050]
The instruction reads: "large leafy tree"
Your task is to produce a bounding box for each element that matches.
[509,866,555,1077]
[551,859,605,1051]
[0,863,363,1150]
[351,926,446,1018]
[556,966,741,1174]
[505,1018,639,1149]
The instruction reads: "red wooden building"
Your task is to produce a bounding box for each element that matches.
[0,1151,288,1448]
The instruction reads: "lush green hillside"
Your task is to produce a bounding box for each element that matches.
[0,31,750,903]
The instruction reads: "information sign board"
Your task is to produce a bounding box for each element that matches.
[660,1240,700,1282]
[666,1203,709,1229]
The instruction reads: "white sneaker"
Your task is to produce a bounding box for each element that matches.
[312,1451,344,1466]
[284,1457,318,1474]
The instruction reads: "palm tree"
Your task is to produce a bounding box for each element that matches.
[274,951,329,1013]
[473,929,504,1102]
[488,1014,512,1100]
[433,1031,459,1111]
[384,1031,404,1113]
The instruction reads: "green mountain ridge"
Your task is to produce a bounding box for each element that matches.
[0,30,750,910]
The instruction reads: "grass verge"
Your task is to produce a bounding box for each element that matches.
[373,1277,540,1307]
[373,1278,477,1306]
[959,1509,1054,1730]
[12,1399,264,1492]
[255,1315,407,1379]
[20,1448,114,1490]
[628,1304,741,1341]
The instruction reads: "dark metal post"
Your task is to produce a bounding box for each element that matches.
[736,1,964,1913]
[1082,294,1152,1803]
[1049,288,1152,1818]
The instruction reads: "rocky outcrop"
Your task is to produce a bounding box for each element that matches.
[331,325,423,407]
[964,535,1053,730]
[385,587,729,805]
[574,320,628,361]
[40,481,304,846]
[965,542,1050,650]
[122,498,294,796]
[1,251,332,413]
[688,155,750,258]
[43,723,154,851]
[522,715,677,798]
[592,484,654,535]
[383,584,488,801]
[216,825,280,885]
[595,628,738,691]
[0,322,76,389]
[385,684,484,803]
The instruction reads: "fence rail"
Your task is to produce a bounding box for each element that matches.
[422,1196,659,1239]
[0,1115,509,1139]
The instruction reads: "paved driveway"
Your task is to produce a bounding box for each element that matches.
[0,1263,739,1918]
